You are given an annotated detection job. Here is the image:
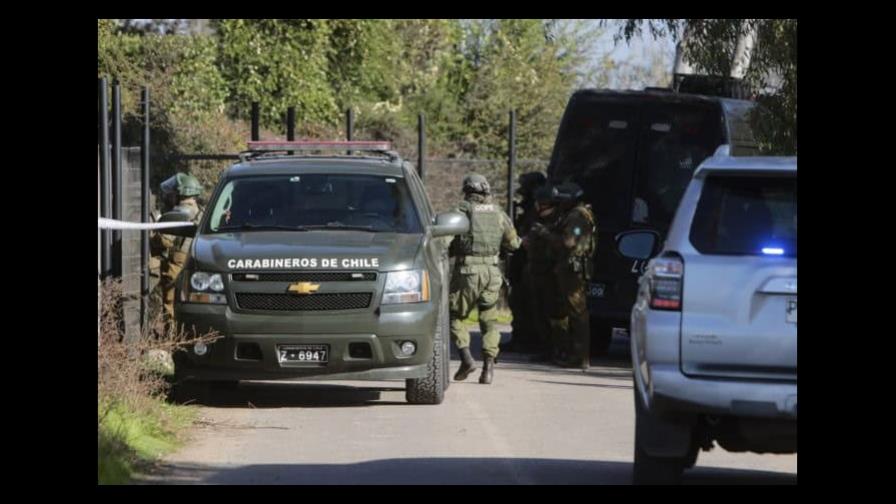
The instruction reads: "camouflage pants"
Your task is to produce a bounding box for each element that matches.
[449,263,504,358]
[159,252,187,323]
[527,269,557,356]
[549,263,590,365]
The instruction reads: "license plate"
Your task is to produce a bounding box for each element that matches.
[278,344,329,364]
[587,283,606,298]
[786,298,797,324]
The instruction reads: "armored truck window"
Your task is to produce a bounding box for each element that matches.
[548,99,639,229]
[689,175,796,257]
[631,103,723,230]
[206,174,423,233]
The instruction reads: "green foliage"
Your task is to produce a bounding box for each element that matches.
[462,20,587,160]
[98,19,603,168]
[215,19,338,129]
[616,19,797,155]
[98,399,195,484]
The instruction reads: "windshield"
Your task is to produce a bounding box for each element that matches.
[206,174,422,234]
[689,175,796,258]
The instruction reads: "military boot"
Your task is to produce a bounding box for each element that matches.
[479,356,495,384]
[454,347,477,381]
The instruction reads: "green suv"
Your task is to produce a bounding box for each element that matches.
[161,141,469,404]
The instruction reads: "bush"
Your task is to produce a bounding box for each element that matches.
[97,279,218,484]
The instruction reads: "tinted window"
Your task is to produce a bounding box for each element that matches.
[206,174,422,233]
[632,103,723,230]
[690,175,796,257]
[549,98,639,228]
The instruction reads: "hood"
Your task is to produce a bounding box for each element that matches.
[191,230,424,273]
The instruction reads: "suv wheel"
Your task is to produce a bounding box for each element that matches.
[406,300,447,404]
[633,382,687,485]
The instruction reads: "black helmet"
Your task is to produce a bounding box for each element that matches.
[516,171,547,195]
[534,185,555,205]
[462,173,491,195]
[552,182,584,204]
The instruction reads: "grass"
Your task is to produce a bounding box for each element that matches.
[98,397,196,485]
[462,307,513,325]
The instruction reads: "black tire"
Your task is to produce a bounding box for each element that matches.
[590,320,614,357]
[632,383,687,485]
[406,300,447,405]
[443,327,451,391]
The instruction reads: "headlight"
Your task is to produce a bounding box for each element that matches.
[187,272,227,304]
[382,270,430,304]
[190,272,211,291]
[191,272,224,292]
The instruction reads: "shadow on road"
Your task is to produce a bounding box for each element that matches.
[457,329,633,371]
[180,381,409,408]
[141,457,796,485]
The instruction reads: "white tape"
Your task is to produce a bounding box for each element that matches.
[98,218,194,230]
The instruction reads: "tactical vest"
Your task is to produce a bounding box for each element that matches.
[171,201,202,265]
[567,205,597,258]
[453,199,504,258]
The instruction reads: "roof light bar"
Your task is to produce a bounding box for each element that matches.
[247,141,392,152]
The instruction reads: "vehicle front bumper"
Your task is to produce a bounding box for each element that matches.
[173,301,437,381]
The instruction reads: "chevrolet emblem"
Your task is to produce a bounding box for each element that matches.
[288,282,320,295]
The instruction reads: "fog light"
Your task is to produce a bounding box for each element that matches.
[194,342,208,356]
[400,341,416,355]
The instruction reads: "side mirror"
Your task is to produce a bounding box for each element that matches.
[616,230,660,260]
[431,211,470,238]
[158,211,197,237]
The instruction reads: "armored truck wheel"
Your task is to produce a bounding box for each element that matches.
[590,319,614,357]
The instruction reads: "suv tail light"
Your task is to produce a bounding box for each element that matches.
[648,256,683,311]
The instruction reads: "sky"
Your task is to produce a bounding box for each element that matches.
[587,19,677,90]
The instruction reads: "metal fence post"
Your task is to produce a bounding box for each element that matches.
[140,86,150,330]
[418,114,425,181]
[112,82,123,277]
[507,110,516,220]
[287,106,295,154]
[346,108,354,155]
[251,102,260,141]
[98,78,112,279]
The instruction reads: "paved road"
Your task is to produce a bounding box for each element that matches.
[139,329,797,485]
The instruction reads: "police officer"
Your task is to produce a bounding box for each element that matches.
[547,182,596,369]
[507,171,547,352]
[523,184,562,362]
[449,174,521,384]
[153,173,204,328]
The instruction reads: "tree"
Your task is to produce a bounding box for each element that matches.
[615,19,797,154]
[214,19,338,129]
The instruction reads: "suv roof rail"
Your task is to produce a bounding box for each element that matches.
[713,144,731,157]
[239,141,400,163]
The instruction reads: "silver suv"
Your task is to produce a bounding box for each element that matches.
[617,149,796,484]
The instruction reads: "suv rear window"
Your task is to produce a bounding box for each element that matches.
[206,174,422,233]
[689,175,796,257]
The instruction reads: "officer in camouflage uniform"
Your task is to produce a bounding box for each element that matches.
[523,184,563,362]
[449,174,521,384]
[546,182,597,369]
[152,173,203,329]
[507,171,547,352]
